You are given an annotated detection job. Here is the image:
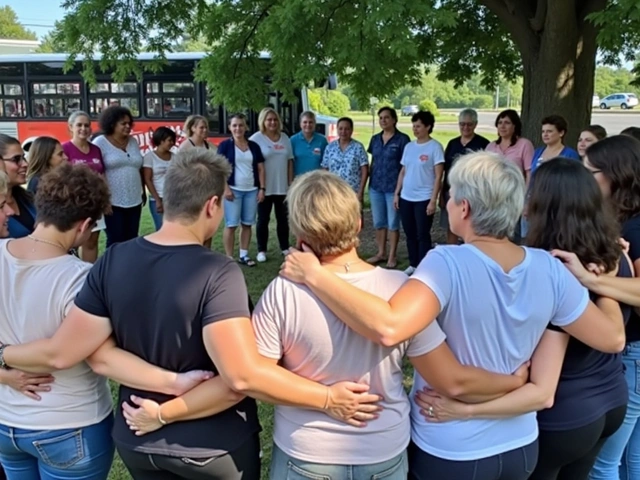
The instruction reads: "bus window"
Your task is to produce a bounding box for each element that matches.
[0,84,25,118]
[145,81,195,118]
[31,82,82,118]
[89,82,140,117]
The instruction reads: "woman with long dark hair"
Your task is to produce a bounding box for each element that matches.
[551,135,640,480]
[26,137,68,194]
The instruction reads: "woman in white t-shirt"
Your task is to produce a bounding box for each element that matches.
[93,105,145,247]
[280,152,624,480]
[394,110,445,276]
[254,171,529,480]
[0,165,217,479]
[218,114,266,266]
[143,127,177,231]
[249,107,293,263]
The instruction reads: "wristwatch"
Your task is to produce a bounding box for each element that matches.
[0,343,10,369]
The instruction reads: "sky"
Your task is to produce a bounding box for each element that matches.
[4,0,64,39]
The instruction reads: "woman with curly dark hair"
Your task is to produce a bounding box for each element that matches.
[93,106,145,247]
[551,135,640,480]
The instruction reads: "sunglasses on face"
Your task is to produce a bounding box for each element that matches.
[2,154,26,165]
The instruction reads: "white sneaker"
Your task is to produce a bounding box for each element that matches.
[257,252,267,263]
[404,266,416,276]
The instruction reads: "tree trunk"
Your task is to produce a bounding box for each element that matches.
[482,0,606,147]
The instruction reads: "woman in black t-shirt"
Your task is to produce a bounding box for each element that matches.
[524,158,630,479]
[553,135,640,480]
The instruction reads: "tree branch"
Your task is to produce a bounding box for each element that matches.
[320,0,350,39]
[479,0,539,53]
[529,0,547,32]
[232,3,274,80]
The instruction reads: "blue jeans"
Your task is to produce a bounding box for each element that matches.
[269,443,408,480]
[369,188,400,231]
[0,414,114,480]
[224,188,259,228]
[590,341,640,480]
[149,198,163,231]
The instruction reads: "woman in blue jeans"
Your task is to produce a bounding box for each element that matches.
[549,135,640,480]
[143,127,177,231]
[218,113,265,266]
[0,165,214,480]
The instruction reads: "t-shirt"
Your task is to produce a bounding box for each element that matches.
[537,253,631,431]
[62,141,105,175]
[233,147,256,191]
[409,244,589,461]
[322,140,369,193]
[0,239,112,429]
[26,174,40,195]
[74,238,261,458]
[290,132,328,177]
[93,136,144,208]
[249,132,293,196]
[399,139,445,202]
[486,137,535,175]
[368,131,411,193]
[623,214,640,343]
[443,135,490,195]
[142,151,174,198]
[253,268,446,465]
[178,138,217,153]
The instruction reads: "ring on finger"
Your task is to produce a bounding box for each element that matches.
[427,406,435,417]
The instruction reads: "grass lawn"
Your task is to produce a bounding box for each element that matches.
[104,129,458,478]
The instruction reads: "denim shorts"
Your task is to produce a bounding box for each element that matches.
[369,188,400,231]
[224,187,259,228]
[269,442,408,480]
[0,414,114,480]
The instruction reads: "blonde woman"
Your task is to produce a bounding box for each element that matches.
[250,107,293,262]
[179,115,215,152]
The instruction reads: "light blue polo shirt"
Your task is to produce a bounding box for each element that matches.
[290,132,328,177]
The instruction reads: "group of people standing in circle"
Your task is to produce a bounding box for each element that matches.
[2,96,640,480]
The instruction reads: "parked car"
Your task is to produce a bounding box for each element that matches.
[401,105,419,116]
[599,93,639,110]
[592,95,600,108]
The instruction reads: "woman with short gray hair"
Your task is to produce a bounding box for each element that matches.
[281,151,623,479]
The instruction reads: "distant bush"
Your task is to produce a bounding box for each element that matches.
[309,89,351,117]
[418,99,439,116]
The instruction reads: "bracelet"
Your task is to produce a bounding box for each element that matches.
[157,405,168,426]
[259,187,265,191]
[322,387,330,410]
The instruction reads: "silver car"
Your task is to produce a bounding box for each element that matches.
[599,93,639,110]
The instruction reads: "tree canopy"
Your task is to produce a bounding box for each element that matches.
[58,0,640,142]
[0,6,37,41]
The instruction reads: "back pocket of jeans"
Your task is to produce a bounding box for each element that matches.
[371,453,408,479]
[287,461,331,480]
[33,430,85,469]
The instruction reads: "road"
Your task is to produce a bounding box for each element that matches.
[357,111,639,136]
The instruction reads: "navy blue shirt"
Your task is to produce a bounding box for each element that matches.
[217,138,265,188]
[367,130,410,193]
[623,214,640,343]
[537,254,632,431]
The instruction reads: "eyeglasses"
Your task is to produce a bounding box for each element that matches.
[1,154,27,164]
[459,122,475,127]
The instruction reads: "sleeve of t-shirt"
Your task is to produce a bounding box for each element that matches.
[623,220,640,263]
[142,151,154,168]
[62,264,91,317]
[549,257,590,327]
[432,142,445,166]
[202,260,251,327]
[252,278,285,360]
[406,320,447,358]
[321,144,331,169]
[358,143,369,167]
[410,249,452,313]
[283,134,293,160]
[74,254,111,317]
[522,139,535,171]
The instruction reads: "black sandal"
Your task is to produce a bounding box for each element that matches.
[238,255,256,267]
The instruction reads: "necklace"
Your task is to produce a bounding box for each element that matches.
[322,259,364,273]
[27,235,67,252]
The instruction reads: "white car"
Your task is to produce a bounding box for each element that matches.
[592,95,600,107]
[599,93,639,110]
